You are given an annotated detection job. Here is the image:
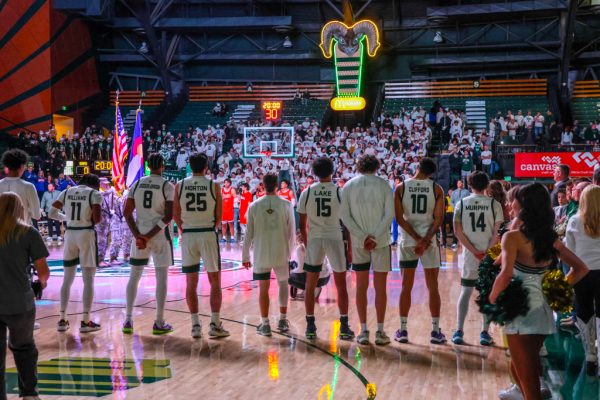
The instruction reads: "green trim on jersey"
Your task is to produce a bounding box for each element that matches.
[399,259,419,268]
[303,263,323,273]
[351,262,371,271]
[461,278,477,287]
[253,272,271,280]
[63,258,80,267]
[129,258,150,266]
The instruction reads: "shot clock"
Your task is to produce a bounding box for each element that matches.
[262,101,282,122]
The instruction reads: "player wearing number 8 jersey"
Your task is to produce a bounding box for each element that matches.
[173,153,229,339]
[395,158,447,344]
[452,171,503,346]
[123,154,175,336]
[49,174,102,333]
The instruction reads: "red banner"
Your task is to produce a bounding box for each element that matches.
[515,152,600,178]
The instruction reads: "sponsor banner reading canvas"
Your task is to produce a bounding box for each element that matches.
[515,152,600,178]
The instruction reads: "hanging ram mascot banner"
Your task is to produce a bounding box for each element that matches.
[319,0,380,111]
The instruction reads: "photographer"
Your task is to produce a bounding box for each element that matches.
[0,192,50,400]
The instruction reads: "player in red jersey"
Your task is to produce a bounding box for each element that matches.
[221,178,236,243]
[239,183,253,237]
[255,182,266,199]
[277,180,296,206]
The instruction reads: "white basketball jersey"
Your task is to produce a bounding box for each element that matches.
[58,185,102,228]
[178,176,217,229]
[456,194,502,250]
[129,175,175,231]
[297,182,343,240]
[400,178,436,245]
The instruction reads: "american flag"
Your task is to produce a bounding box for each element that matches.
[111,100,128,193]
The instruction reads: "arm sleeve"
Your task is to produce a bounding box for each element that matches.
[372,185,395,239]
[287,203,297,257]
[339,184,368,244]
[164,182,175,201]
[296,190,307,214]
[241,205,254,263]
[28,185,41,220]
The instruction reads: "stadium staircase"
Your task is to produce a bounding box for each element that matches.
[572,81,600,124]
[232,104,256,122]
[91,91,164,132]
[465,100,486,131]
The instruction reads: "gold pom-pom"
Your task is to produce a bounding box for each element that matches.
[542,269,574,313]
[366,383,377,399]
[487,243,502,261]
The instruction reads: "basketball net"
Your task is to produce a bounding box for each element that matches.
[261,150,272,159]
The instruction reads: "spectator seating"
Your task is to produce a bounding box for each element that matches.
[572,81,600,124]
[188,84,333,101]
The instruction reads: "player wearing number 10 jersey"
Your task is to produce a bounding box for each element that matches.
[395,158,446,345]
[50,174,102,333]
[452,171,503,346]
[123,154,174,336]
[173,153,230,339]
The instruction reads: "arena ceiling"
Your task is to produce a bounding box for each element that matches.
[53,0,600,91]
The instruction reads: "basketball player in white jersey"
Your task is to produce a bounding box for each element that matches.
[122,154,174,335]
[242,174,296,336]
[452,171,502,346]
[173,153,229,339]
[298,157,354,340]
[0,149,41,223]
[49,174,102,333]
[340,155,395,345]
[394,157,446,344]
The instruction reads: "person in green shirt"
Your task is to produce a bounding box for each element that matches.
[460,149,474,185]
[566,181,591,220]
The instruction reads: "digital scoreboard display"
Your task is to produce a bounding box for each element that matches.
[71,161,113,177]
[262,101,282,121]
[94,161,113,177]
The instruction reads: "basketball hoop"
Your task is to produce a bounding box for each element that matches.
[261,150,272,159]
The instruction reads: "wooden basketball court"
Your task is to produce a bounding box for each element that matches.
[5,242,596,399]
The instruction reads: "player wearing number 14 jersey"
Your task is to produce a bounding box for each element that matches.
[123,154,175,335]
[173,153,229,339]
[395,158,446,344]
[452,171,502,346]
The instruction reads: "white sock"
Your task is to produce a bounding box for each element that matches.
[126,265,144,317]
[361,323,368,332]
[211,312,220,325]
[280,313,287,321]
[60,266,77,320]
[82,267,96,323]
[432,317,440,333]
[457,286,473,331]
[377,322,384,332]
[261,317,270,325]
[306,314,315,319]
[191,313,200,326]
[155,267,168,323]
[400,317,408,331]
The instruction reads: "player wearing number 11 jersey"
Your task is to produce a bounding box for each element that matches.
[173,153,229,339]
[395,158,446,345]
[123,154,175,335]
[50,174,102,333]
[452,171,503,346]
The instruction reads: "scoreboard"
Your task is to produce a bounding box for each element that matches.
[68,161,113,177]
[262,101,282,122]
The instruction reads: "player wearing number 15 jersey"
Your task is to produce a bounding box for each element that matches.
[297,157,354,341]
[394,158,446,345]
[452,171,503,346]
[50,174,102,333]
[173,153,229,339]
[123,154,174,336]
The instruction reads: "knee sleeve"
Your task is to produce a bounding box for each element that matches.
[81,268,96,313]
[278,280,288,308]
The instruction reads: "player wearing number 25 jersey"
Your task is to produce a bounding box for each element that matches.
[50,174,102,333]
[173,153,229,339]
[452,171,502,346]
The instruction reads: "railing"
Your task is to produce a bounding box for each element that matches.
[495,143,600,156]
[385,79,548,99]
[188,84,334,102]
